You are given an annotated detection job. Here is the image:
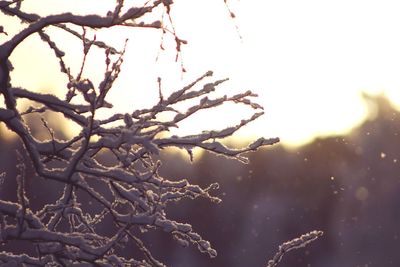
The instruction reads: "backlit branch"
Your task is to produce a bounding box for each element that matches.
[0,1,307,266]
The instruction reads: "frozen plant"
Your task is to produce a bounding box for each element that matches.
[0,0,321,266]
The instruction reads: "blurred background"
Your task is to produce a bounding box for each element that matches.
[2,95,400,267]
[2,0,400,266]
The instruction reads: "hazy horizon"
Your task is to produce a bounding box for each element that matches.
[3,0,400,147]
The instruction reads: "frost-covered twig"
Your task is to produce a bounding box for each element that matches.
[266,230,324,267]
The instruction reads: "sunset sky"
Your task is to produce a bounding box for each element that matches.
[4,0,400,147]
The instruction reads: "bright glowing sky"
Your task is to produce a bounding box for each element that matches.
[5,0,400,146]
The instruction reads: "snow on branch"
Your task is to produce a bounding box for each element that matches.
[0,1,321,266]
[266,230,324,267]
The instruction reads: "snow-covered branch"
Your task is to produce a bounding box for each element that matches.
[266,230,324,267]
[0,1,320,266]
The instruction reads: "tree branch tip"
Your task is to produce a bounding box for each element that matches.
[266,230,323,267]
[258,137,280,147]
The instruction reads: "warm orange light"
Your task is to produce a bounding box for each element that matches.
[4,0,400,147]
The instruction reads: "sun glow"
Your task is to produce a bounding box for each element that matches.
[3,0,400,147]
